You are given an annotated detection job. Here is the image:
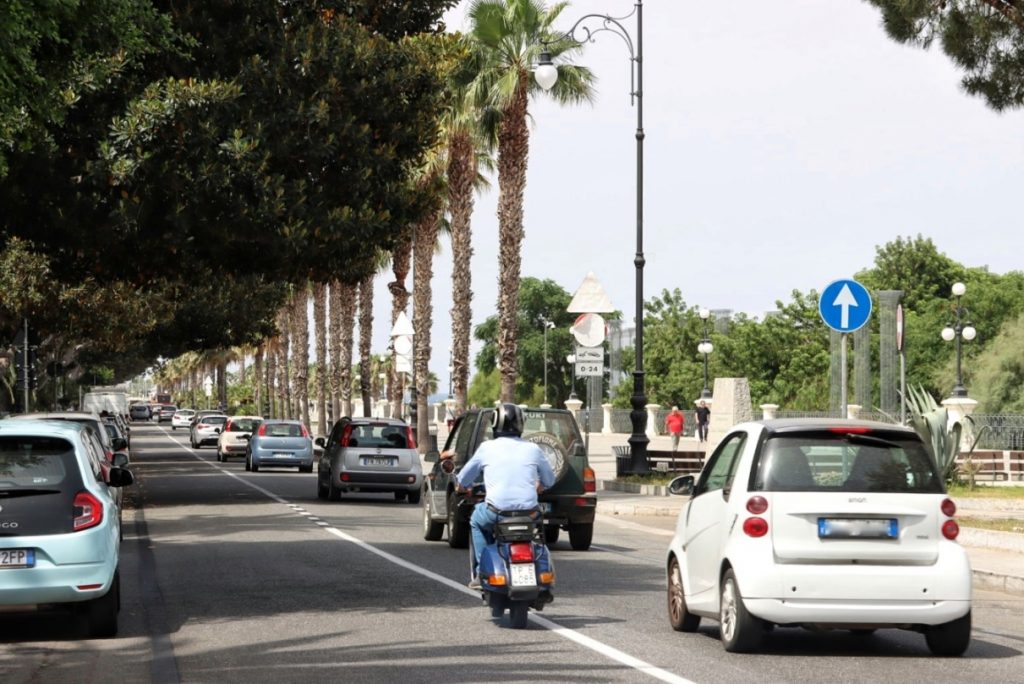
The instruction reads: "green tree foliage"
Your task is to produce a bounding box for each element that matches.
[865,0,1024,110]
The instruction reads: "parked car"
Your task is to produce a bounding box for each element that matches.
[665,418,972,656]
[189,409,224,427]
[171,409,196,430]
[102,420,131,465]
[158,404,177,423]
[246,420,313,473]
[0,419,134,637]
[129,403,152,422]
[421,407,596,550]
[189,414,227,449]
[315,418,422,503]
[217,416,261,462]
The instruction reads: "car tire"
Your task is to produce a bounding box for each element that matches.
[523,432,569,482]
[668,557,701,632]
[423,493,445,541]
[925,611,971,656]
[300,465,313,473]
[544,525,560,545]
[244,453,251,472]
[251,458,260,473]
[509,601,529,629]
[84,571,119,639]
[719,568,762,653]
[394,491,408,501]
[317,477,328,499]
[568,522,593,551]
[216,451,223,462]
[407,489,421,505]
[328,476,342,501]
[447,492,469,549]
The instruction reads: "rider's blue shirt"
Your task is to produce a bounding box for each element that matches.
[456,436,556,510]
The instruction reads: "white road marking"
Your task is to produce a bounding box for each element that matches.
[597,513,675,537]
[156,427,695,684]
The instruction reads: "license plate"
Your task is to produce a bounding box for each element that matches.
[509,563,537,586]
[273,453,294,458]
[362,457,396,467]
[818,518,898,539]
[0,549,35,568]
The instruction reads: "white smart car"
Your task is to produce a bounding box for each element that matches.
[665,419,971,655]
[171,409,196,430]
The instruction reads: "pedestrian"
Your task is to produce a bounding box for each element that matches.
[665,406,684,453]
[696,400,711,443]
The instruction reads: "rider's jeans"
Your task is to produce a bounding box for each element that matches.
[470,502,499,573]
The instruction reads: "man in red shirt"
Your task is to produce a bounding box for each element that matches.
[665,406,684,453]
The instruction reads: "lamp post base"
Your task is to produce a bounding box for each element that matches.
[627,370,649,473]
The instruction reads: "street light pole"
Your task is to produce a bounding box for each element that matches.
[941,282,976,397]
[697,308,713,399]
[541,319,555,404]
[566,354,577,400]
[536,0,647,472]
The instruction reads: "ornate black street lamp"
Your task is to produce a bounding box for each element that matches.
[941,282,976,397]
[536,1,648,472]
[566,353,577,400]
[697,308,713,400]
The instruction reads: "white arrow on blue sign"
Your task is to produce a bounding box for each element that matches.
[818,279,873,333]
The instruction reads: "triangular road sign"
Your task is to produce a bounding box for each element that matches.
[568,272,615,313]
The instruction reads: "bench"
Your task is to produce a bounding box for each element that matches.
[613,446,704,476]
[957,450,1024,482]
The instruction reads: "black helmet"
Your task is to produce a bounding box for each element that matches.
[492,403,525,438]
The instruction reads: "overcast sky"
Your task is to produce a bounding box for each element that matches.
[369,0,1024,389]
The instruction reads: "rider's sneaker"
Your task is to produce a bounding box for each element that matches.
[468,577,482,590]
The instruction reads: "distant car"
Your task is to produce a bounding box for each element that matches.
[246,420,313,473]
[189,409,224,427]
[217,416,261,462]
[316,418,421,502]
[171,409,196,430]
[189,414,227,449]
[158,404,177,423]
[129,404,151,422]
[102,421,131,466]
[0,419,134,637]
[665,418,972,656]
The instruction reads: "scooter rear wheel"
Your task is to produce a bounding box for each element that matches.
[509,601,529,629]
[488,592,506,619]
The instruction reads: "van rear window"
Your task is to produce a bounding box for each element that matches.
[0,437,76,489]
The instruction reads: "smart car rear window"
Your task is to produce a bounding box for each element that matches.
[228,419,259,432]
[0,437,76,489]
[752,431,943,494]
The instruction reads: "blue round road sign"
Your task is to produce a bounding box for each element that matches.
[819,279,872,333]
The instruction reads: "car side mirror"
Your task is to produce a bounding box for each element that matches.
[214,427,222,434]
[113,437,128,452]
[108,467,134,487]
[424,450,440,462]
[440,458,455,474]
[112,452,130,468]
[240,433,251,441]
[314,437,326,448]
[668,475,695,497]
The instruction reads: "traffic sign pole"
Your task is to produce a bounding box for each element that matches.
[840,333,848,420]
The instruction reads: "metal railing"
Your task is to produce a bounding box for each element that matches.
[968,414,1024,450]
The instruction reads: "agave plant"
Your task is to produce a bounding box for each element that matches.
[904,384,962,482]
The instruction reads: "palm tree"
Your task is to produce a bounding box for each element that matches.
[253,343,264,416]
[330,280,357,419]
[357,273,374,417]
[276,305,291,418]
[312,282,328,434]
[291,284,310,429]
[466,0,593,401]
[387,234,412,410]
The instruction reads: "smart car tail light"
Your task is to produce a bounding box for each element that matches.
[941,498,957,517]
[942,519,960,540]
[746,496,768,514]
[742,517,769,537]
[583,466,596,493]
[509,542,534,563]
[405,426,416,450]
[73,491,103,531]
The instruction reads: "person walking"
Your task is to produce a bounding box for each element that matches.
[696,400,711,443]
[665,406,684,453]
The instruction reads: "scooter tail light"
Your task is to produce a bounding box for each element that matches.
[583,466,596,493]
[73,491,103,531]
[509,542,534,563]
[746,496,768,514]
[942,519,960,540]
[487,575,507,586]
[742,517,769,537]
[941,498,957,517]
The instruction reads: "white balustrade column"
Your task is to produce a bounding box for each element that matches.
[760,404,779,421]
[602,403,613,435]
[645,404,661,440]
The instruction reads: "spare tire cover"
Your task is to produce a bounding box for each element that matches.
[524,432,568,482]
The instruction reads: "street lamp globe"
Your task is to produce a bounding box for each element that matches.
[699,308,710,320]
[952,282,966,297]
[941,327,956,342]
[535,51,558,90]
[962,325,977,341]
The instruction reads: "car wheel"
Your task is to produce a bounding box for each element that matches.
[544,525,560,545]
[394,491,408,501]
[299,465,313,473]
[447,492,469,549]
[407,489,421,505]
[317,476,328,500]
[328,475,342,501]
[568,522,593,551]
[720,568,762,653]
[216,451,223,462]
[423,493,444,541]
[509,601,529,629]
[668,556,701,632]
[251,457,260,473]
[172,426,176,431]
[83,571,119,639]
[925,611,971,656]
[244,454,251,472]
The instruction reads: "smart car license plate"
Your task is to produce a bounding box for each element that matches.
[818,518,898,539]
[509,563,536,586]
[0,549,35,568]
[362,457,396,467]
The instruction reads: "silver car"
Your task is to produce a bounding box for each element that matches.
[245,420,313,473]
[316,418,422,503]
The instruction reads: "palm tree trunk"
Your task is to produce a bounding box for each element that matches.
[496,77,530,402]
[414,211,440,448]
[292,285,310,430]
[277,306,291,418]
[253,344,264,416]
[216,359,227,410]
[358,274,374,417]
[313,282,328,435]
[448,130,476,415]
[332,281,356,418]
[266,339,277,418]
[388,236,412,409]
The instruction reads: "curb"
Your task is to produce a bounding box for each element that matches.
[973,569,1024,596]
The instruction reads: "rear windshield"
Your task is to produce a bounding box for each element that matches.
[478,410,582,452]
[227,418,260,432]
[0,437,76,489]
[752,431,943,494]
[265,423,304,438]
[202,416,228,426]
[346,423,408,448]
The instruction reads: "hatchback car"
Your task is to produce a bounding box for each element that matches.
[0,419,134,637]
[665,419,971,656]
[246,420,313,473]
[316,418,422,502]
[217,416,261,462]
[189,414,227,449]
[129,404,151,422]
[158,404,177,423]
[171,409,196,430]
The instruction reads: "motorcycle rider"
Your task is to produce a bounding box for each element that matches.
[453,403,556,589]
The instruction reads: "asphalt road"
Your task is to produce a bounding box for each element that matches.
[2,424,1023,683]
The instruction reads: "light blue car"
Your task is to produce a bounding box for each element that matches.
[0,419,134,637]
[245,420,314,473]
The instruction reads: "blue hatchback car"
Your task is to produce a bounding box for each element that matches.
[0,419,134,637]
[245,420,314,473]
